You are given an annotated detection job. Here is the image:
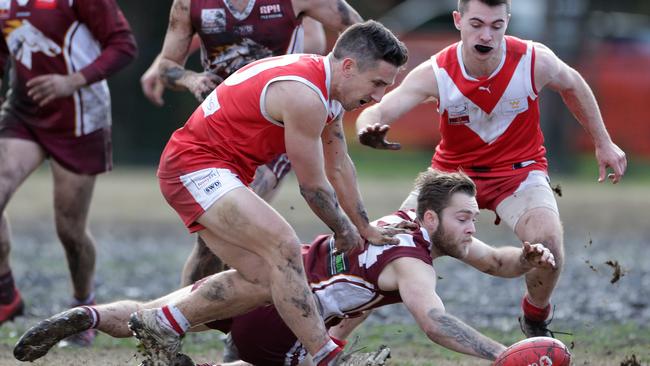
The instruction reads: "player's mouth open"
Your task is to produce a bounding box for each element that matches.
[474,44,493,54]
[359,99,369,106]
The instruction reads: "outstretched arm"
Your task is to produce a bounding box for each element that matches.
[355,60,439,150]
[382,258,505,360]
[534,42,627,183]
[159,0,221,101]
[462,237,556,278]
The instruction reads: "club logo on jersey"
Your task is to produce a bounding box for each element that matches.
[499,97,528,116]
[35,0,57,9]
[201,8,226,34]
[447,103,470,125]
[259,4,283,20]
[327,239,349,275]
[4,19,62,69]
[0,0,10,19]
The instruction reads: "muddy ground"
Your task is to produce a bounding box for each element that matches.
[1,168,649,365]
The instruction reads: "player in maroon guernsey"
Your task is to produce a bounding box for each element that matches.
[355,0,627,338]
[15,170,556,365]
[141,0,364,289]
[0,0,137,347]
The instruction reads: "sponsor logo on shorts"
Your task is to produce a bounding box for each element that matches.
[259,4,283,20]
[204,181,222,195]
[192,170,218,190]
[201,8,226,34]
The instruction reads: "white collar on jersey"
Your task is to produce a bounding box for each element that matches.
[457,40,507,81]
[223,0,256,21]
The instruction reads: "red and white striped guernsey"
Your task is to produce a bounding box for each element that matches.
[431,36,548,178]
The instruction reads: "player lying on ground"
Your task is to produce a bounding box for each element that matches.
[14,170,555,366]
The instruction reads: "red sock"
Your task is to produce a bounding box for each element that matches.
[522,295,550,322]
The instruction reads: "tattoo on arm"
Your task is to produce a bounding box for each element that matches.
[161,66,186,87]
[427,309,501,360]
[299,185,348,233]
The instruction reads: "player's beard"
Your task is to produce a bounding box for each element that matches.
[431,220,467,259]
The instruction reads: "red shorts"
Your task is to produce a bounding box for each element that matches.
[158,167,246,233]
[471,167,541,211]
[0,113,111,175]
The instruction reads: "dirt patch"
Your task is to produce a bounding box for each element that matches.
[620,354,642,366]
[605,260,625,284]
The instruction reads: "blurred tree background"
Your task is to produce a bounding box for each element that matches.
[111,0,650,174]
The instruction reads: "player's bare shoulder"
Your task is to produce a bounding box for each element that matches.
[265,81,327,124]
[532,41,565,91]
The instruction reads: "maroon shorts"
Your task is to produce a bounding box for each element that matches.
[206,305,305,366]
[0,113,112,175]
[265,153,292,184]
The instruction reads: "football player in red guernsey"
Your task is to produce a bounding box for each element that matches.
[129,21,407,366]
[141,0,365,290]
[15,170,557,365]
[0,0,136,347]
[356,0,626,338]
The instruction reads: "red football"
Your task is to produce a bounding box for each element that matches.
[493,337,571,366]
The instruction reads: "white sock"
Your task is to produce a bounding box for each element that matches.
[157,305,191,335]
[311,339,339,365]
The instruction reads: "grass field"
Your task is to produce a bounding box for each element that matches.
[1,152,649,365]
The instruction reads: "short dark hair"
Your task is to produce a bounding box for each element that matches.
[458,0,511,14]
[415,170,476,220]
[332,20,408,70]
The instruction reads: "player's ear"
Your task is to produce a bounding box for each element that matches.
[452,10,462,30]
[423,209,439,232]
[341,58,356,78]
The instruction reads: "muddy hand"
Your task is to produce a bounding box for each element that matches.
[189,72,223,102]
[358,123,401,150]
[379,220,418,236]
[362,225,400,247]
[522,241,555,269]
[333,226,364,254]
